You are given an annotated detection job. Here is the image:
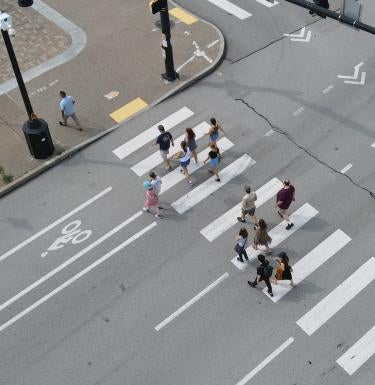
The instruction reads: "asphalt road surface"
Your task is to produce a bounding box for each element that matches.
[0,1,375,384]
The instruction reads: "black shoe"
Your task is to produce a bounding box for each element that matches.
[159,206,164,209]
[248,281,255,288]
[237,257,244,263]
[59,121,67,126]
[286,223,294,230]
[253,226,257,231]
[268,291,274,297]
[237,217,246,223]
[245,258,249,262]
[216,178,220,182]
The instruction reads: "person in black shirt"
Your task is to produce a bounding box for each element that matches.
[204,143,220,182]
[248,254,273,297]
[155,125,174,170]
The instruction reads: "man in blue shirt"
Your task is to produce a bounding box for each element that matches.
[59,91,82,130]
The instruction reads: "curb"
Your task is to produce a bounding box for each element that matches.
[0,2,225,199]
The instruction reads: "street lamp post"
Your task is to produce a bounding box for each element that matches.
[0,11,54,159]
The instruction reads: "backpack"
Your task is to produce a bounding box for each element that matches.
[263,264,273,279]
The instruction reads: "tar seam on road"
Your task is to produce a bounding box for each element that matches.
[234,98,375,200]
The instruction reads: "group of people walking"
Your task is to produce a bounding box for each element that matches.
[142,117,227,216]
[234,180,296,297]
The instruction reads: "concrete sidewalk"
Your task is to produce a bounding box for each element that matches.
[0,0,224,196]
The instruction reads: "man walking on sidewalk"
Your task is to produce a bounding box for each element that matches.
[248,254,273,297]
[59,91,82,130]
[237,185,258,228]
[276,179,295,230]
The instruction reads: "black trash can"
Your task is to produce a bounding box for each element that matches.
[22,118,54,159]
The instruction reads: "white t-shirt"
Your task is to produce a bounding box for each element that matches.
[151,176,162,194]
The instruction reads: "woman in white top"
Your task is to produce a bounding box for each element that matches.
[171,141,193,185]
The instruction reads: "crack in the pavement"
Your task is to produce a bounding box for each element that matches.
[234,98,375,200]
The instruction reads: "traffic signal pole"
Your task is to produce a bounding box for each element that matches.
[285,0,375,35]
[150,0,178,81]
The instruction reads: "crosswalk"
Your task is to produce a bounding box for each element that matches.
[204,0,279,21]
[111,105,375,375]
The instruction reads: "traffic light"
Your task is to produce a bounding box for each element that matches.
[149,0,163,14]
[18,0,33,7]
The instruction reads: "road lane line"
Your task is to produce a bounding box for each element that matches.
[264,129,274,136]
[200,177,282,242]
[155,272,229,331]
[0,211,142,314]
[0,186,112,263]
[206,0,252,19]
[131,121,210,176]
[235,337,294,385]
[337,325,375,375]
[297,257,375,336]
[264,229,351,301]
[292,107,304,116]
[0,222,156,333]
[112,107,194,159]
[254,0,279,8]
[340,163,352,174]
[231,203,319,270]
[322,85,334,94]
[172,154,256,214]
[159,137,234,194]
[371,142,375,148]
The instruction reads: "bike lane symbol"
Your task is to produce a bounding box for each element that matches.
[41,220,92,257]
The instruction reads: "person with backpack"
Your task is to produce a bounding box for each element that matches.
[248,254,274,297]
[274,252,294,287]
[234,227,249,263]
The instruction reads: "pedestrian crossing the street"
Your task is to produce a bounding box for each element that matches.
[200,177,283,242]
[111,105,374,375]
[231,203,319,271]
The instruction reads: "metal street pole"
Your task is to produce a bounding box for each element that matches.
[160,0,178,81]
[1,28,33,119]
[285,0,375,35]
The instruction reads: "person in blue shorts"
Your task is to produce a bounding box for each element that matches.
[204,143,220,182]
[171,141,193,186]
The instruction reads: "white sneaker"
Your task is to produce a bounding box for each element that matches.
[142,207,149,212]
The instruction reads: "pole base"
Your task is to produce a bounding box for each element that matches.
[162,72,179,82]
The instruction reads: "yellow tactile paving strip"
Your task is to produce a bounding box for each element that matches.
[169,8,198,25]
[110,97,148,123]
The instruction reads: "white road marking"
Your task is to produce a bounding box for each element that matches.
[206,0,252,19]
[200,177,282,242]
[371,142,375,148]
[235,337,294,385]
[154,272,229,331]
[264,129,274,136]
[172,154,256,214]
[231,203,319,271]
[340,163,352,174]
[131,121,210,176]
[0,211,142,314]
[297,257,375,336]
[292,107,304,116]
[207,39,220,48]
[338,62,363,80]
[263,229,351,302]
[112,107,194,160]
[337,325,375,375]
[322,85,334,94]
[159,137,234,194]
[254,0,279,8]
[0,222,156,333]
[0,186,112,263]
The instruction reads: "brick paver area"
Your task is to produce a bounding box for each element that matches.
[0,0,71,83]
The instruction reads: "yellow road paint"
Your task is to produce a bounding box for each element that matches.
[110,97,148,123]
[169,8,198,25]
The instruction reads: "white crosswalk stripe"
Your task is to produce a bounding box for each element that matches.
[172,154,256,214]
[112,107,194,160]
[336,325,375,375]
[231,203,319,271]
[297,257,375,336]
[200,177,283,242]
[131,122,210,176]
[159,137,234,194]
[206,0,252,19]
[263,229,352,301]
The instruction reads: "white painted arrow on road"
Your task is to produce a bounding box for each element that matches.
[338,62,366,85]
[284,27,311,42]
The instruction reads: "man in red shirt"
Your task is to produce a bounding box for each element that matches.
[276,179,295,230]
